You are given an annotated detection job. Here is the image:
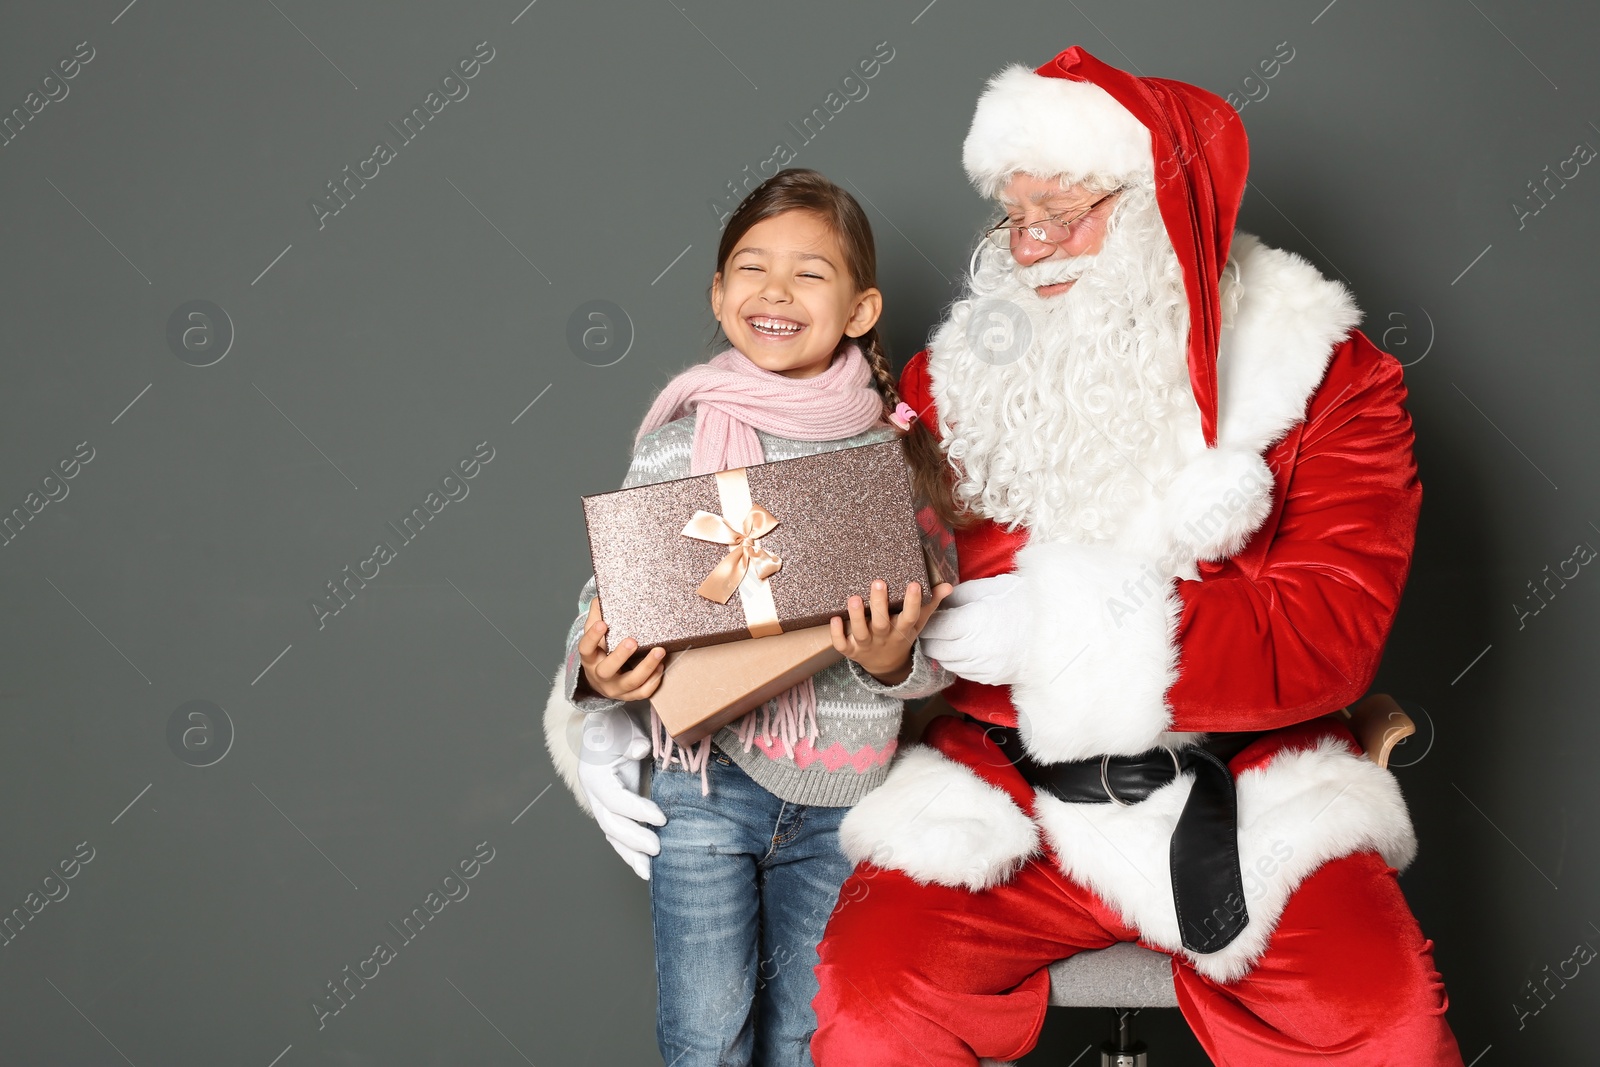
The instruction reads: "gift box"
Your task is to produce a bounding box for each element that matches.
[647,481,960,746]
[582,440,933,661]
[650,624,843,745]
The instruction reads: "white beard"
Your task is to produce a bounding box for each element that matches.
[927,181,1205,544]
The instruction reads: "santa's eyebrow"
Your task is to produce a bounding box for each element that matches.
[1001,188,1099,212]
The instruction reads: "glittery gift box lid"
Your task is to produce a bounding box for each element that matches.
[582,440,932,656]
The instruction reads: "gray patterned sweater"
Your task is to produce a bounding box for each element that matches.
[562,415,952,807]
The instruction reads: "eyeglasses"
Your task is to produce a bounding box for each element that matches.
[982,189,1122,251]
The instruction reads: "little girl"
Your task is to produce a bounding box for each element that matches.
[549,169,953,1067]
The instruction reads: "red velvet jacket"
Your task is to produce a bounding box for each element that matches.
[900,326,1420,741]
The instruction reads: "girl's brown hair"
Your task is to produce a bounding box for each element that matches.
[714,168,970,529]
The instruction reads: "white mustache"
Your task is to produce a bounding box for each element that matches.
[1014,253,1097,288]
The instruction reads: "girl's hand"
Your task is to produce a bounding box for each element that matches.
[830,579,953,686]
[579,597,668,701]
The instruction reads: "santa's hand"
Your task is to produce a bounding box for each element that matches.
[575,704,666,880]
[918,572,1032,686]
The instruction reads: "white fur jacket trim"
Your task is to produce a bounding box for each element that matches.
[840,736,1417,983]
[838,744,1039,892]
[543,663,598,820]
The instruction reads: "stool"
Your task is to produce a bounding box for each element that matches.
[1048,943,1176,1065]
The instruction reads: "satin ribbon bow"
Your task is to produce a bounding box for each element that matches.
[680,503,784,604]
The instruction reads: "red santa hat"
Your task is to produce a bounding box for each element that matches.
[962,47,1249,448]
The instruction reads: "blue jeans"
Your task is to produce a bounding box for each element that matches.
[649,745,854,1067]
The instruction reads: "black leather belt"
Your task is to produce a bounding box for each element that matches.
[979,717,1248,955]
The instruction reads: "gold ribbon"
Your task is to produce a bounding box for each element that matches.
[680,468,784,637]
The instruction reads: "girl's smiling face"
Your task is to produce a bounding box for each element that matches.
[711,210,882,379]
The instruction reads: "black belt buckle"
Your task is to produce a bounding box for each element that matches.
[1098,748,1181,806]
[971,714,1248,955]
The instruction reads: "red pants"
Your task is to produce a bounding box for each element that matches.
[811,847,1462,1065]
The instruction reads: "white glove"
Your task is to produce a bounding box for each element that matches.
[575,704,666,880]
[918,572,1033,686]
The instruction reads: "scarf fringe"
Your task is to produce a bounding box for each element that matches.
[649,677,821,796]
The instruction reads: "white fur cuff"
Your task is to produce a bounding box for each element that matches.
[1163,446,1276,562]
[1009,540,1180,762]
[839,745,1039,891]
[543,664,595,819]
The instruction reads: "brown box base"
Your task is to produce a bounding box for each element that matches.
[651,625,843,745]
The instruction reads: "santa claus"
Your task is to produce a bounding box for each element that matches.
[807,48,1464,1065]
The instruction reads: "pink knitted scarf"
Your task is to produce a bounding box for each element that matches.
[633,343,885,792]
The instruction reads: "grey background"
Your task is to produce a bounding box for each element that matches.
[0,0,1593,1064]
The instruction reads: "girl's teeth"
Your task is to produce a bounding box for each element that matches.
[752,318,802,335]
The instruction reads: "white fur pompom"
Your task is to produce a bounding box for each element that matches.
[1163,447,1275,562]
